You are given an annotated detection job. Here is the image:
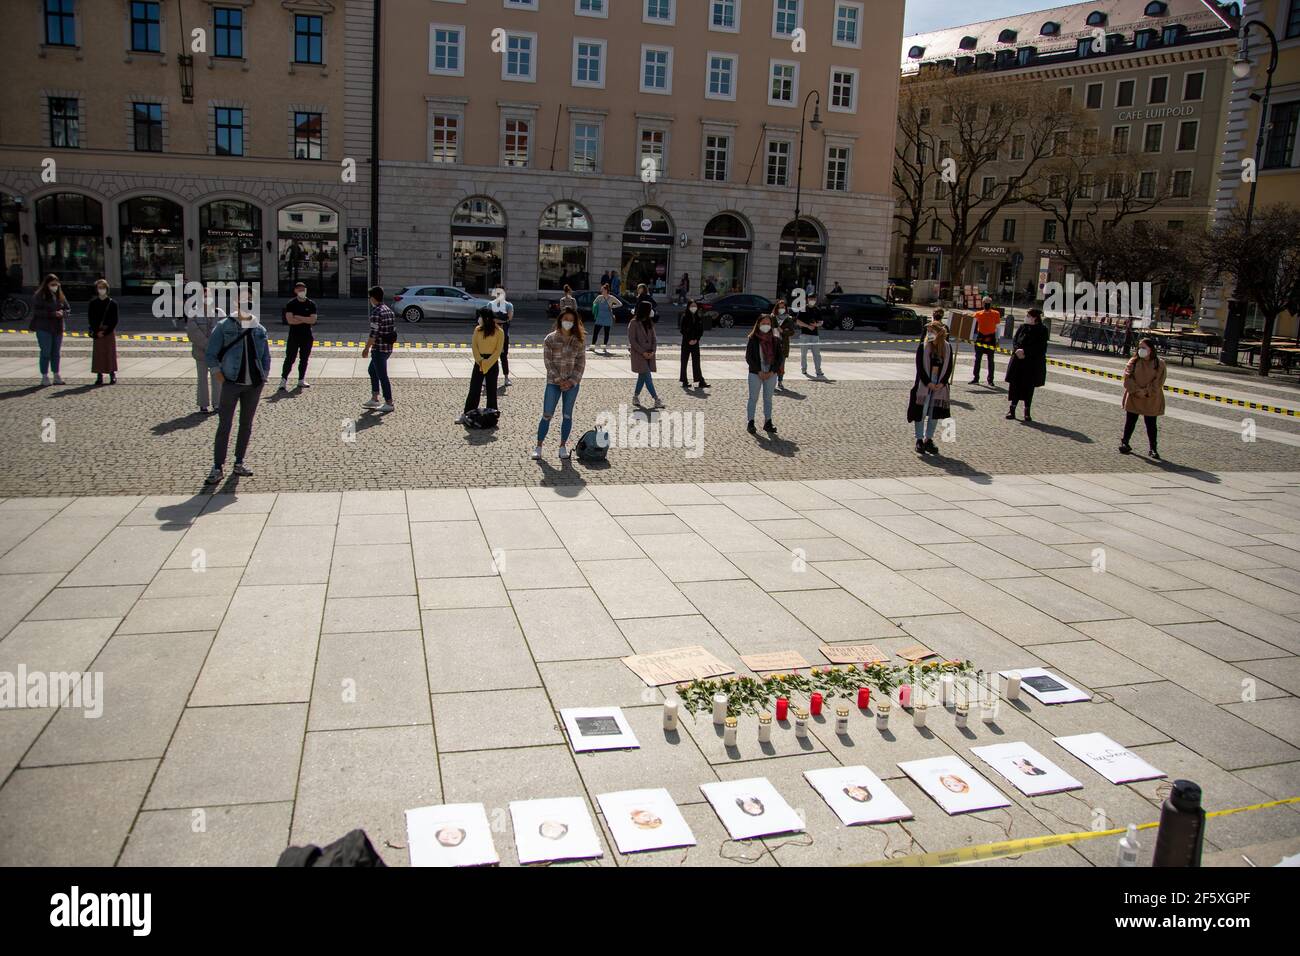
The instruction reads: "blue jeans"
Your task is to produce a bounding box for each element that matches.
[914,391,939,440]
[634,371,658,401]
[36,330,62,375]
[538,382,580,444]
[747,372,775,421]
[368,350,392,403]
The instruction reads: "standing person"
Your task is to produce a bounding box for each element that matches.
[797,293,825,378]
[772,299,795,390]
[204,293,271,483]
[532,306,587,460]
[361,286,397,412]
[678,297,709,389]
[804,277,816,299]
[599,270,611,291]
[1005,308,1049,422]
[831,281,844,295]
[88,279,119,386]
[558,283,578,315]
[745,314,780,435]
[908,319,954,456]
[970,296,1001,386]
[610,270,622,297]
[492,287,514,387]
[590,282,622,353]
[675,273,690,307]
[188,290,224,413]
[458,306,503,423]
[29,273,68,385]
[1120,336,1167,460]
[702,275,718,296]
[628,300,662,408]
[279,281,317,390]
[634,283,657,322]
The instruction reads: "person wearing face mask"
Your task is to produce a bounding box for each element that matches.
[558,283,577,316]
[628,300,662,408]
[29,273,68,386]
[204,292,271,484]
[797,294,825,378]
[590,282,623,353]
[745,314,780,435]
[1120,336,1167,460]
[363,286,398,413]
[279,281,318,391]
[634,283,658,324]
[678,297,709,389]
[188,289,224,413]
[458,305,503,424]
[532,307,587,460]
[1004,308,1049,422]
[492,287,515,386]
[770,299,795,390]
[88,279,119,386]
[908,320,954,455]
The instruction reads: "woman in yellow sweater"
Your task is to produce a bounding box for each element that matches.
[457,307,504,423]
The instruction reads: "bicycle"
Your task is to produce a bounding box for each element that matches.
[1,292,31,324]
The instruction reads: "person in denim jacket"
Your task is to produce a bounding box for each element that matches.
[204,299,271,485]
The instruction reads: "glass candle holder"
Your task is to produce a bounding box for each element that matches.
[955,703,969,728]
[775,697,789,722]
[758,711,773,743]
[810,692,823,717]
[723,716,738,747]
[857,687,871,709]
[876,698,891,729]
[712,692,729,725]
[913,701,928,728]
[794,708,809,738]
[835,706,850,735]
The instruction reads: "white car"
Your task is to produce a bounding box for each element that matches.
[391,284,491,323]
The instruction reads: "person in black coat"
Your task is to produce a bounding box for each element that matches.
[678,297,709,389]
[88,278,119,385]
[1005,308,1049,422]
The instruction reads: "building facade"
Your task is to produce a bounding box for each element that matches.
[1204,0,1300,337]
[893,0,1236,310]
[0,0,374,299]
[377,0,904,301]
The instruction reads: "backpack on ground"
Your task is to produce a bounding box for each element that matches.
[276,829,387,867]
[463,408,500,430]
[575,427,610,462]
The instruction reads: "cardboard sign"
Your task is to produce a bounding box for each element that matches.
[742,651,811,672]
[819,644,888,665]
[897,644,937,663]
[621,646,734,686]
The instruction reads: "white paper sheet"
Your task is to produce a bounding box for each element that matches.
[1053,732,1165,784]
[405,803,499,867]
[509,797,604,864]
[1003,667,1090,704]
[971,742,1084,796]
[560,706,640,752]
[699,778,805,839]
[897,755,1012,815]
[597,788,697,854]
[804,766,914,825]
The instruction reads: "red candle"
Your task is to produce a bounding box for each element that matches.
[810,692,823,717]
[899,685,912,709]
[857,687,871,709]
[775,697,789,721]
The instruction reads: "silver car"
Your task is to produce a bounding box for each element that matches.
[392,284,490,323]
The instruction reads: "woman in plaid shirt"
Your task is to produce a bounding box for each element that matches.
[532,306,587,461]
[362,285,397,412]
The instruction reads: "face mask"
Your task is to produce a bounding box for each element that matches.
[759,324,772,334]
[296,292,306,300]
[808,301,817,309]
[1138,347,1151,359]
[777,308,787,315]
[926,334,937,344]
[96,288,108,298]
[689,306,698,314]
[561,320,574,331]
[49,285,59,294]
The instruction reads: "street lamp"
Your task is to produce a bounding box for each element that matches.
[1221,18,1279,366]
[787,90,822,299]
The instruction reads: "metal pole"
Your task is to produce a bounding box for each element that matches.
[791,91,819,300]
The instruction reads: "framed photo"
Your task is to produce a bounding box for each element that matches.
[560,706,640,752]
[699,778,804,840]
[971,742,1083,797]
[1053,732,1165,784]
[405,803,499,867]
[897,756,1011,815]
[509,797,604,864]
[804,766,913,825]
[597,788,697,854]
[1004,667,1090,704]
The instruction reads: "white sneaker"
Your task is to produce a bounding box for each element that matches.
[504,376,513,387]
[53,375,65,385]
[362,398,382,409]
[530,446,542,460]
[298,379,311,388]
[558,445,571,460]
[278,379,288,391]
[40,375,50,386]
[379,403,394,413]
[455,413,468,424]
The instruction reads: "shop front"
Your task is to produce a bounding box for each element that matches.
[621,207,672,295]
[777,219,826,298]
[200,200,262,286]
[452,196,505,294]
[1,193,22,292]
[1037,247,1069,300]
[35,192,104,297]
[118,196,184,294]
[277,202,340,297]
[974,244,1012,295]
[701,214,750,295]
[538,201,592,292]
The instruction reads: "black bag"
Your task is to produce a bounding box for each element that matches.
[575,428,610,462]
[463,408,500,430]
[276,829,387,867]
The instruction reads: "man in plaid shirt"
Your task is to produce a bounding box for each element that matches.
[362,285,396,412]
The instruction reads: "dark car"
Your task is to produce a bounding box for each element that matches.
[827,293,896,331]
[696,293,775,329]
[546,290,633,325]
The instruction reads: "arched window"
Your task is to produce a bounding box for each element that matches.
[451,196,506,294]
[277,201,340,296]
[538,201,593,292]
[35,192,104,295]
[1040,21,1059,36]
[119,196,184,292]
[199,199,262,285]
[702,214,751,294]
[453,196,505,227]
[1086,11,1107,27]
[958,36,977,50]
[1143,1,1168,16]
[998,29,1017,43]
[621,206,672,294]
[778,219,826,298]
[908,45,925,59]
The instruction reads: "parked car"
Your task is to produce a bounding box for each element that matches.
[826,293,896,330]
[391,285,491,323]
[696,292,775,329]
[546,290,634,325]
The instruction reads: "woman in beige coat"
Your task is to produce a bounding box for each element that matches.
[1120,336,1167,460]
[628,300,662,408]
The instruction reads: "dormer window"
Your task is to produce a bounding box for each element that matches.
[1106,33,1124,52]
[959,36,977,50]
[976,52,994,69]
[908,45,926,59]
[998,29,1017,43]
[1162,24,1184,45]
[1135,28,1156,49]
[1017,46,1035,66]
[1040,21,1059,36]
[1144,1,1168,15]
[955,55,974,72]
[1086,11,1107,27]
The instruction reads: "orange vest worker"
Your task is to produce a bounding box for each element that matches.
[974,307,1001,337]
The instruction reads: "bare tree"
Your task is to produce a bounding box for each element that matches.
[893,87,938,283]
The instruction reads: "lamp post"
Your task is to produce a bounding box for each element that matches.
[787,90,822,299]
[1221,18,1279,367]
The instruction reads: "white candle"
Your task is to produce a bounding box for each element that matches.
[758,711,773,743]
[835,706,850,735]
[663,699,679,732]
[941,674,955,707]
[955,704,969,728]
[1005,671,1022,702]
[913,701,928,728]
[981,700,997,724]
[875,698,891,729]
[794,708,809,738]
[723,716,738,747]
[712,692,729,725]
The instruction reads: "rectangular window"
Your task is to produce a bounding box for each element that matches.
[1079,173,1094,199]
[644,0,673,23]
[1081,128,1098,155]
[1002,219,1016,242]
[505,0,538,7]
[933,177,946,201]
[48,97,79,148]
[1116,79,1135,109]
[766,140,791,186]
[130,1,161,52]
[45,0,76,46]
[1171,169,1192,198]
[773,0,800,37]
[707,53,735,99]
[930,219,942,240]
[830,68,857,112]
[1010,135,1025,160]
[1149,75,1168,105]
[1183,71,1204,102]
[834,3,861,47]
[574,39,604,87]
[572,122,600,172]
[1085,82,1103,109]
[1176,119,1199,151]
[294,111,322,159]
[769,60,797,105]
[1289,0,1300,39]
[704,134,729,182]
[1052,130,1069,155]
[214,7,243,58]
[430,25,463,76]
[504,33,536,81]
[641,46,672,93]
[1143,123,1163,153]
[133,102,162,151]
[710,0,738,31]
[1264,101,1300,169]
[214,106,243,156]
[1106,172,1127,199]
[1112,126,1130,154]
[981,176,997,199]
[978,222,990,242]
[430,114,459,164]
[294,14,323,64]
[1042,220,1057,242]
[576,0,606,15]
[504,118,530,167]
[640,128,666,178]
[1138,170,1157,199]
[826,145,849,191]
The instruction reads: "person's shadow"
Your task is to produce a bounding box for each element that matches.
[152,411,210,436]
[54,383,100,397]
[1021,420,1093,444]
[0,385,48,401]
[352,413,387,435]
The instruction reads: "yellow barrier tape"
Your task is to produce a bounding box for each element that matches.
[0,329,541,350]
[860,795,1300,867]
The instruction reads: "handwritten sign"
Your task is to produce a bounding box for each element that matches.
[622,646,733,687]
[897,644,938,663]
[819,644,888,665]
[741,651,811,673]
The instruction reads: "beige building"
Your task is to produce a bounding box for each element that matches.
[0,0,374,300]
[894,0,1235,308]
[377,0,904,301]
